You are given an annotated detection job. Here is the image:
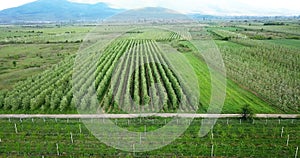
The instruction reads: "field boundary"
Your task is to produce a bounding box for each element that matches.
[0,114,298,119]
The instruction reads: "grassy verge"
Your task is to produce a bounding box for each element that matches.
[184,52,280,114]
[171,39,282,114]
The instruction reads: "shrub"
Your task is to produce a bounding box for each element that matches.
[241,104,253,120]
[13,61,17,67]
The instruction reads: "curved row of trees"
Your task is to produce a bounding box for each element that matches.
[0,35,192,113]
[102,39,190,113]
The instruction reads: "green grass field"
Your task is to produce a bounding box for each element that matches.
[0,43,78,89]
[266,39,300,49]
[0,25,93,89]
[184,53,279,114]
[170,39,280,113]
[0,25,91,43]
[238,24,300,36]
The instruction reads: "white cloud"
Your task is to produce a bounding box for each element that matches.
[0,0,300,16]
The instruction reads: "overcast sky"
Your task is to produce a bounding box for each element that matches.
[0,0,300,16]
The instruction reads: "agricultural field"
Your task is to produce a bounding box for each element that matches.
[0,21,299,157]
[238,23,300,36]
[0,25,92,90]
[1,24,295,114]
[215,39,299,112]
[205,23,300,113]
[0,25,91,44]
[0,118,299,157]
[265,39,300,49]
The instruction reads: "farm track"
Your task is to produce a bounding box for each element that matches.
[0,114,298,119]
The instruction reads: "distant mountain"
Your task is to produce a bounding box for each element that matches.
[106,7,193,23]
[2,0,297,24]
[0,0,123,23]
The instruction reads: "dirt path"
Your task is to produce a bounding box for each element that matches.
[0,114,298,119]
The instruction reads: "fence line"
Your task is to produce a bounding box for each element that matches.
[0,114,298,119]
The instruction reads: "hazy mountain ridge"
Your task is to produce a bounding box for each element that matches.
[0,0,123,23]
[0,0,299,24]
